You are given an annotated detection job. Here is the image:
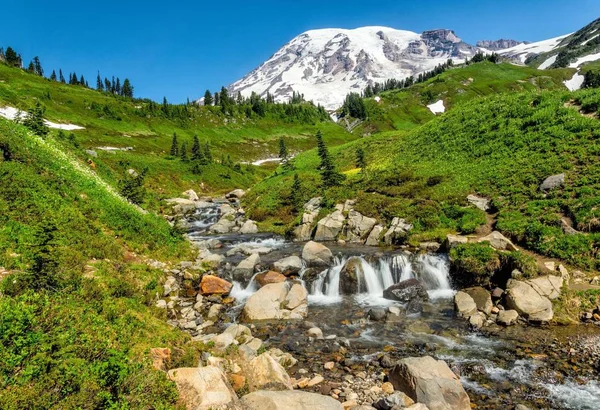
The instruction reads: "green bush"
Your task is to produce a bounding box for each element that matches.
[449,243,502,288]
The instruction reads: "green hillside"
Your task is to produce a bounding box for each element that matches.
[346,62,574,135]
[0,63,354,208]
[247,88,600,270]
[0,118,204,408]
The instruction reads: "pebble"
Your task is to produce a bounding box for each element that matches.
[324,361,335,370]
[307,375,324,387]
[381,381,394,394]
[342,400,357,409]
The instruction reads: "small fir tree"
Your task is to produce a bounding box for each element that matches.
[180,141,188,162]
[204,90,213,106]
[170,133,179,156]
[23,101,49,137]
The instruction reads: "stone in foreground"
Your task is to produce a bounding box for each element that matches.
[505,279,553,322]
[389,356,470,410]
[383,279,429,303]
[302,241,333,266]
[241,390,343,409]
[242,282,308,320]
[167,366,237,410]
[200,275,232,295]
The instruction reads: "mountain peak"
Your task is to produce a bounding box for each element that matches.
[476,39,529,50]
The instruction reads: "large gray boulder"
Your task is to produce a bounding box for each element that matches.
[345,210,377,243]
[245,353,293,392]
[240,390,343,410]
[239,220,258,234]
[314,210,346,241]
[273,255,303,276]
[467,194,491,211]
[233,253,261,280]
[383,279,429,303]
[365,224,385,246]
[454,291,477,318]
[526,275,563,300]
[242,282,308,321]
[384,218,413,245]
[505,279,553,322]
[540,173,565,191]
[167,366,237,409]
[209,216,236,234]
[302,241,333,266]
[475,231,518,251]
[464,287,493,315]
[389,356,471,410]
[226,189,246,199]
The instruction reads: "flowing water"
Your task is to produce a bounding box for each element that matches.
[186,205,600,409]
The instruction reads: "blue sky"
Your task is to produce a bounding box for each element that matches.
[1,0,599,102]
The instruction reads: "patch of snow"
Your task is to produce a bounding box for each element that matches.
[564,71,585,91]
[0,105,85,130]
[500,34,570,63]
[427,99,445,114]
[538,54,557,70]
[374,96,381,103]
[251,157,282,166]
[569,52,600,68]
[582,34,599,46]
[96,146,134,152]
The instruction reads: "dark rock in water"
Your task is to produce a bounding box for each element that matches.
[406,298,423,314]
[368,308,387,321]
[300,268,321,289]
[339,257,364,294]
[383,279,429,303]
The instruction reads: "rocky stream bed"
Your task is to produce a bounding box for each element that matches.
[154,191,600,410]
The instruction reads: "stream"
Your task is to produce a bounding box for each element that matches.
[185,203,600,409]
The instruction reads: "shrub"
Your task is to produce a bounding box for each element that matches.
[449,243,501,288]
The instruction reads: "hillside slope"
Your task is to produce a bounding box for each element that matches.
[0,118,203,408]
[247,88,600,270]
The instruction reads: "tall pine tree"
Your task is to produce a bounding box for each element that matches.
[316,131,344,188]
[191,135,202,161]
[170,133,179,156]
[59,69,65,83]
[121,79,133,97]
[96,72,103,91]
[204,90,213,106]
[180,141,188,162]
[50,70,57,81]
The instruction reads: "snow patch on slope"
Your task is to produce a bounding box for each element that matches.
[427,100,445,114]
[0,105,85,130]
[569,52,600,68]
[500,34,570,63]
[538,54,557,70]
[564,72,585,91]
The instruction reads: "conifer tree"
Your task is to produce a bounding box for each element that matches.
[203,142,212,163]
[4,47,20,67]
[204,90,213,106]
[356,147,366,170]
[50,70,57,81]
[214,92,220,106]
[23,101,49,137]
[104,78,111,91]
[191,135,202,161]
[111,76,116,93]
[119,167,147,205]
[0,47,5,62]
[316,131,344,188]
[96,72,103,91]
[27,61,35,73]
[170,133,179,156]
[59,69,65,83]
[279,137,288,162]
[33,56,43,76]
[115,77,121,95]
[121,78,133,98]
[80,75,85,86]
[180,141,188,161]
[290,173,303,212]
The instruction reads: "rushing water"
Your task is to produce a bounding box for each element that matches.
[185,205,600,410]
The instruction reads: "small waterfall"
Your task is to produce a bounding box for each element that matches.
[309,253,453,306]
[230,272,260,302]
[188,205,220,235]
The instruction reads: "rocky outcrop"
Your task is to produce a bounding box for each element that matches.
[476,231,518,251]
[232,253,261,280]
[226,189,246,199]
[167,366,237,410]
[505,279,554,322]
[384,218,413,245]
[242,282,308,320]
[389,356,470,410]
[240,390,343,410]
[294,197,321,241]
[526,275,563,300]
[345,210,377,242]
[200,275,233,295]
[314,210,346,241]
[339,257,364,294]
[365,224,385,246]
[302,241,333,266]
[467,194,490,211]
[272,256,303,276]
[383,279,429,303]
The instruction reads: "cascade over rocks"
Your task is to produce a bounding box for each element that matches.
[383,279,429,303]
[232,253,261,280]
[389,356,471,410]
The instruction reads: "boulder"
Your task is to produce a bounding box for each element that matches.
[167,366,237,410]
[240,390,343,410]
[497,309,519,326]
[302,241,333,267]
[226,189,246,199]
[233,253,261,280]
[383,279,429,303]
[374,391,415,409]
[339,257,364,294]
[365,224,385,246]
[467,194,491,212]
[210,217,236,234]
[540,173,565,192]
[255,271,286,287]
[166,198,197,215]
[384,218,413,245]
[454,291,477,318]
[345,210,377,243]
[419,242,441,252]
[304,197,322,212]
[476,231,518,251]
[505,279,553,322]
[201,252,225,268]
[200,275,233,295]
[469,312,486,329]
[314,210,346,241]
[239,220,258,234]
[443,234,468,250]
[183,189,199,201]
[219,203,236,216]
[527,275,563,300]
[464,287,493,315]
[389,356,470,410]
[293,223,314,242]
[273,255,303,276]
[246,353,293,392]
[242,282,307,321]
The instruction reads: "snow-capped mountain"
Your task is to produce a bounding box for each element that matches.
[476,39,527,51]
[228,27,478,110]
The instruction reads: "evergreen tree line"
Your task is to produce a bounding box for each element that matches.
[169,133,213,164]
